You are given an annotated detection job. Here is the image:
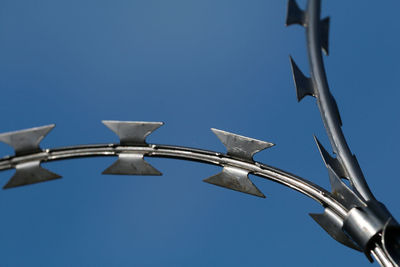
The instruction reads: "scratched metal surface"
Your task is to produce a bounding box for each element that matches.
[0,0,399,266]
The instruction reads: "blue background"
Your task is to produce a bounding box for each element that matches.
[0,0,399,266]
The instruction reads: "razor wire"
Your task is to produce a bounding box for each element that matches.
[0,0,399,266]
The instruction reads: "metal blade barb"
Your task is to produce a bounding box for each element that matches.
[286,0,306,26]
[102,154,162,176]
[204,166,265,198]
[0,124,55,156]
[327,166,365,210]
[102,120,163,145]
[314,136,348,180]
[211,128,274,162]
[3,161,61,189]
[310,208,362,251]
[289,57,316,102]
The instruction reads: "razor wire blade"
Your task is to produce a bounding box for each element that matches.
[0,0,399,266]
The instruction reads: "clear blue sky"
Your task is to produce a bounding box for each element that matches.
[0,0,399,266]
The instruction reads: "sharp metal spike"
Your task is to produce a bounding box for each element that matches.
[102,154,162,176]
[211,128,274,162]
[0,124,55,156]
[313,136,348,179]
[310,208,362,251]
[320,17,330,55]
[327,166,365,210]
[3,161,61,189]
[285,0,306,27]
[289,57,316,102]
[102,121,163,145]
[203,166,265,198]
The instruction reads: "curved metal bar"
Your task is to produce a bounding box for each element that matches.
[306,0,374,201]
[0,143,347,218]
[305,1,399,265]
[372,246,397,267]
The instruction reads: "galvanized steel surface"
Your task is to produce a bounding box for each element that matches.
[287,0,399,265]
[0,134,346,217]
[0,0,399,266]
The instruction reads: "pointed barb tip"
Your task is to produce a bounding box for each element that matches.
[313,136,348,180]
[286,0,306,27]
[289,57,315,102]
[327,166,365,209]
